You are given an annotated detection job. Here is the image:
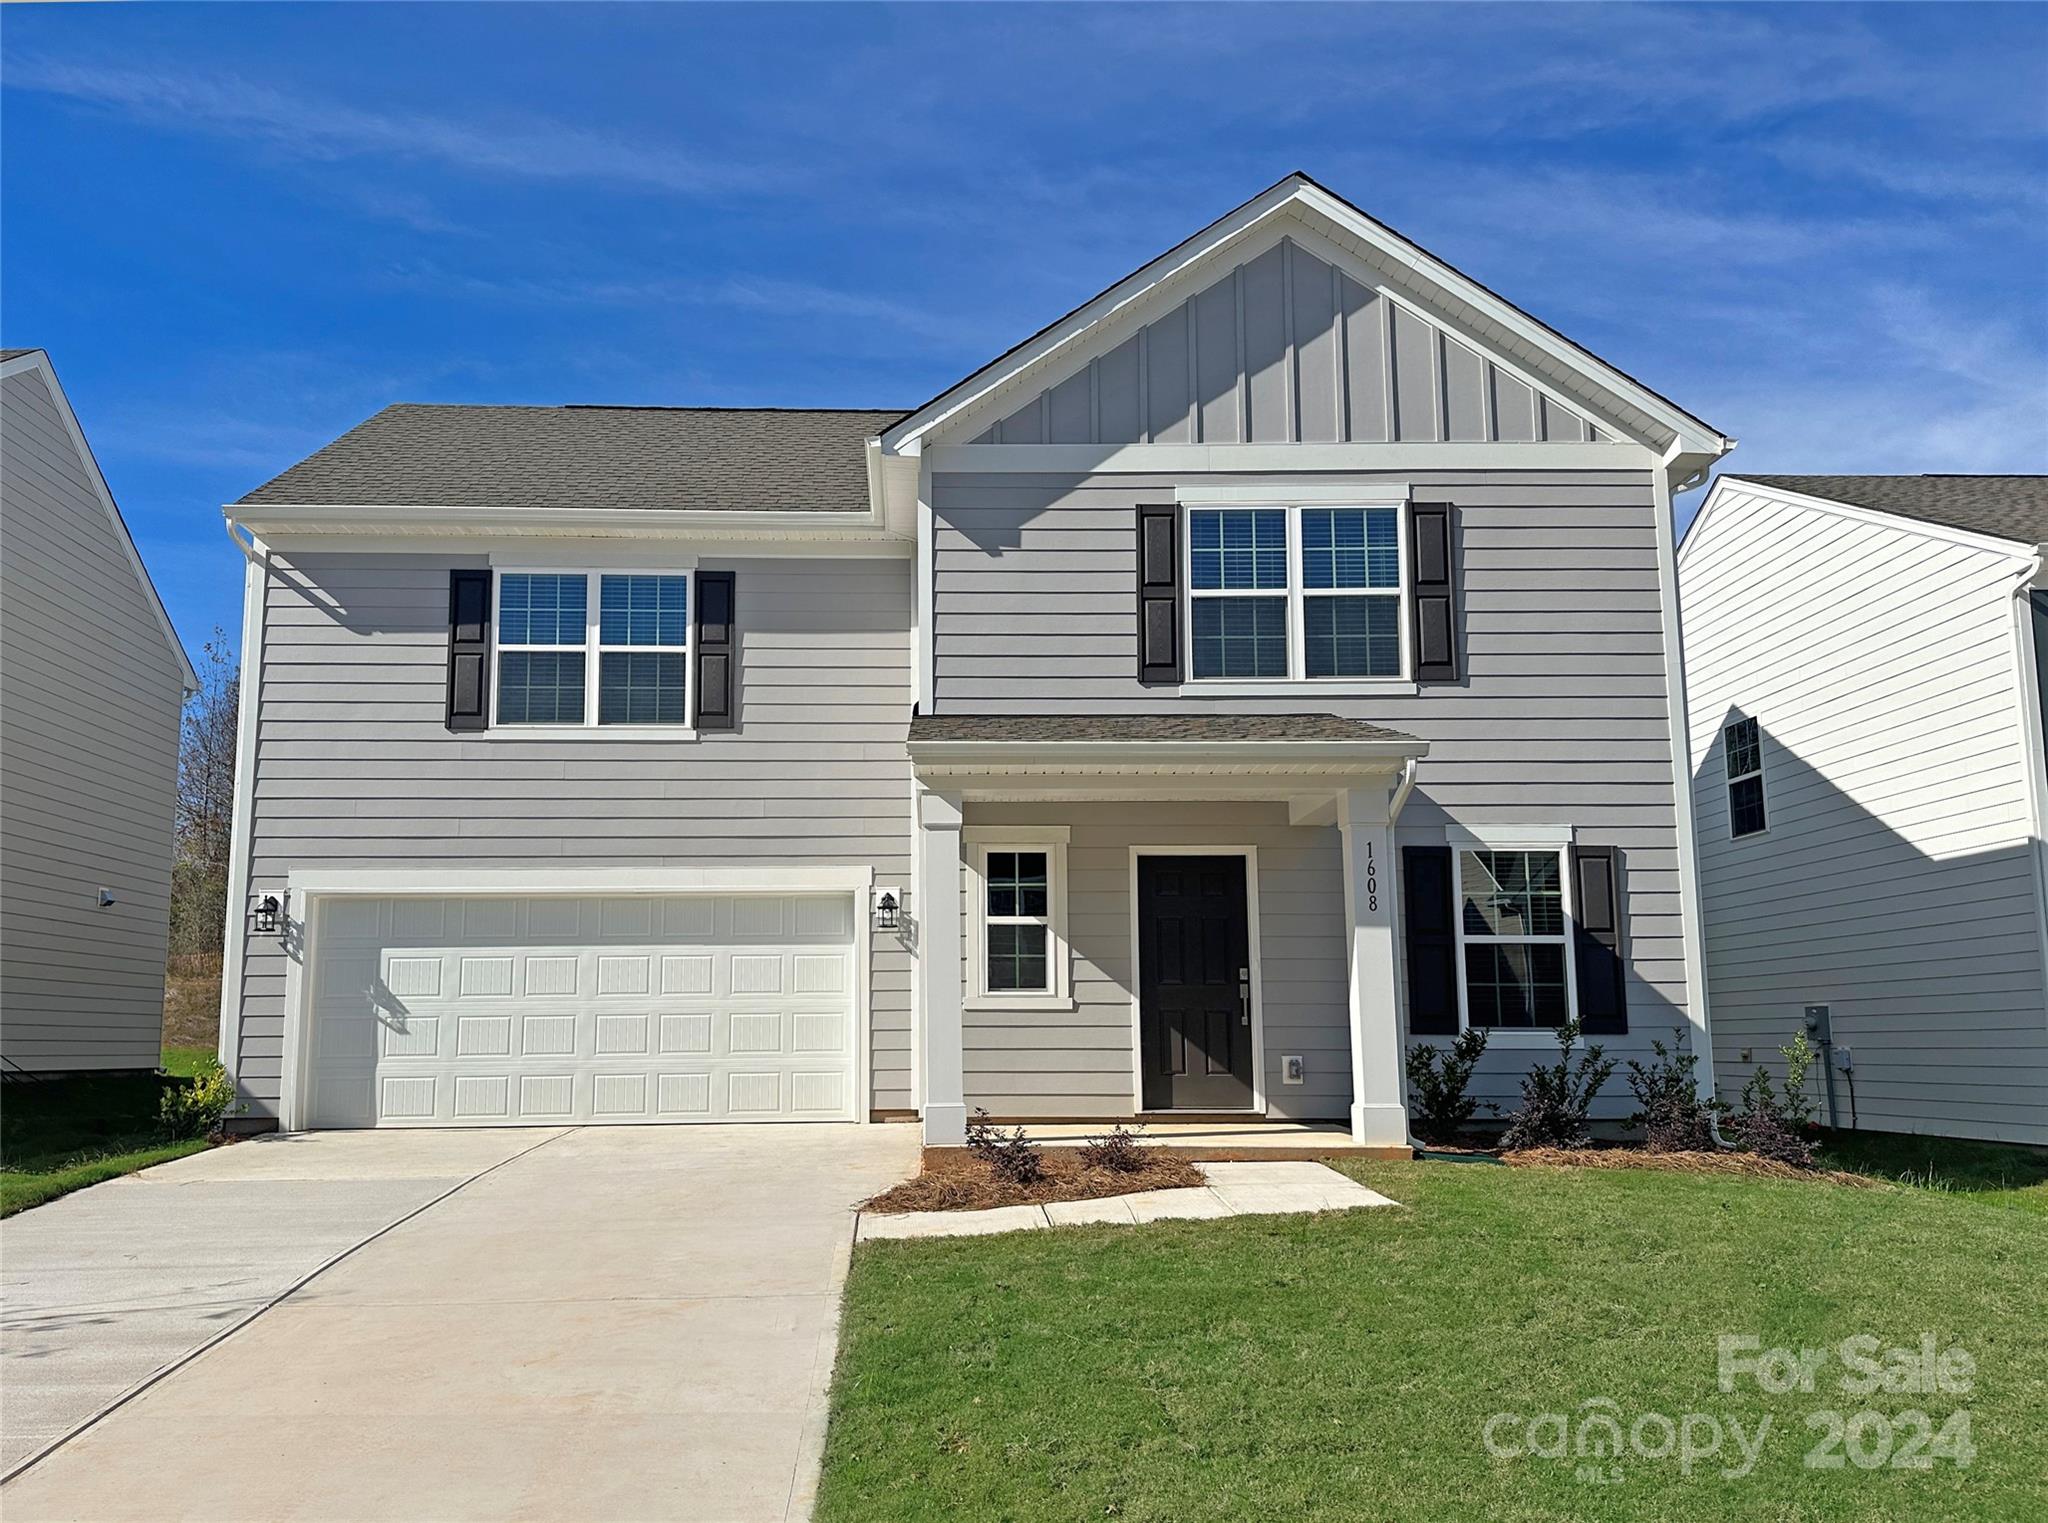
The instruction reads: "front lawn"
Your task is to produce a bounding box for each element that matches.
[819,1154,2045,1522]
[0,1062,213,1217]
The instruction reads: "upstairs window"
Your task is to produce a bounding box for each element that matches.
[494,570,692,730]
[1724,717,1766,838]
[1187,505,1405,682]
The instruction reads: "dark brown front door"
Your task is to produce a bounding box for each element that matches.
[1138,855,1254,1110]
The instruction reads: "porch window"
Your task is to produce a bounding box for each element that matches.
[1187,505,1406,682]
[965,829,1072,1008]
[1456,848,1573,1029]
[493,568,693,730]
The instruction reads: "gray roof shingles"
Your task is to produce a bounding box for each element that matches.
[234,403,906,513]
[1738,475,2048,547]
[908,714,1419,744]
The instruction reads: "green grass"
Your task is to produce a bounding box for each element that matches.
[1815,1129,2048,1214]
[160,1044,217,1079]
[0,1057,214,1217]
[819,1157,2047,1522]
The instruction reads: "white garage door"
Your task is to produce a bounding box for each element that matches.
[304,893,857,1128]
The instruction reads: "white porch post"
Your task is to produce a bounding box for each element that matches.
[1339,785,1408,1147]
[916,784,968,1146]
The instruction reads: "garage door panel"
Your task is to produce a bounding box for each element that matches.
[307,894,857,1128]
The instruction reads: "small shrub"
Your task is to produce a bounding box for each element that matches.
[1499,1020,1618,1151]
[1404,1028,1492,1145]
[1625,1032,1722,1152]
[159,1058,239,1140]
[1079,1123,1149,1174]
[1727,1034,1819,1168]
[965,1107,1045,1185]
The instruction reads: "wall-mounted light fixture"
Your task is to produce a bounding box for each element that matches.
[255,894,281,935]
[872,887,901,933]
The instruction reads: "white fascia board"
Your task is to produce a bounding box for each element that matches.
[3,350,200,692]
[1682,476,2040,568]
[908,737,1428,771]
[928,442,1657,476]
[221,500,909,543]
[287,865,875,896]
[883,175,1731,462]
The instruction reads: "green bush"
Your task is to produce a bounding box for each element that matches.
[158,1058,239,1140]
[1404,1028,1491,1145]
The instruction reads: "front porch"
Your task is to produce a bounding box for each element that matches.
[906,715,1430,1149]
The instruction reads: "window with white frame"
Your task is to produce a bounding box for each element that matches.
[967,834,1070,1004]
[1456,847,1574,1029]
[1724,717,1766,838]
[494,570,692,728]
[1187,505,1404,681]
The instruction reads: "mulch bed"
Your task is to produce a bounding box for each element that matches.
[1503,1146,1885,1188]
[863,1147,1207,1213]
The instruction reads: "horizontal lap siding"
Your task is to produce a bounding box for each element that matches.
[1682,491,2048,1145]
[933,468,1691,1118]
[961,801,1347,1121]
[236,551,914,1117]
[0,369,184,1072]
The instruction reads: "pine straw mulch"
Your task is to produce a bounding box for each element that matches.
[862,1146,1208,1213]
[1502,1146,1887,1189]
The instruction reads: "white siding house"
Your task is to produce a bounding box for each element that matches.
[1680,475,2048,1146]
[0,349,198,1075]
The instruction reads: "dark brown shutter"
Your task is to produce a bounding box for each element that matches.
[695,570,736,731]
[1402,846,1459,1035]
[446,569,491,732]
[1136,505,1181,686]
[1571,845,1628,1034]
[1409,503,1459,684]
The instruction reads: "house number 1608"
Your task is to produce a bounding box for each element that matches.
[1364,841,1378,913]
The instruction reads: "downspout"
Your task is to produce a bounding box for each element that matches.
[215,516,269,1105]
[1650,441,1733,1146]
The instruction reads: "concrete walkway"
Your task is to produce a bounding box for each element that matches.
[2,1123,918,1523]
[856,1160,1397,1241]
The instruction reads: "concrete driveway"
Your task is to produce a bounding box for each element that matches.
[2,1123,917,1522]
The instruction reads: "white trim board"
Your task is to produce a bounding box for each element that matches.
[1125,845,1267,1116]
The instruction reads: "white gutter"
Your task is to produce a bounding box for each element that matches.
[214,517,269,1090]
[225,500,903,538]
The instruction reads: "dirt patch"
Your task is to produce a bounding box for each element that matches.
[1503,1146,1887,1188]
[864,1147,1207,1213]
[162,955,221,1050]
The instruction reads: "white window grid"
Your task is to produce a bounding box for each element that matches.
[1450,841,1580,1039]
[490,567,695,731]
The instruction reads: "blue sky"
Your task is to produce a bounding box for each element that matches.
[4,2,2044,660]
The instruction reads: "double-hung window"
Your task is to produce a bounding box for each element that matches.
[1187,505,1405,682]
[493,570,692,730]
[1724,717,1766,838]
[965,829,1071,1007]
[1455,847,1574,1030]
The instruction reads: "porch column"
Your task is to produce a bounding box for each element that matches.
[917,784,967,1146]
[1339,785,1408,1147]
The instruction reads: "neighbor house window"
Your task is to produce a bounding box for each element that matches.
[1188,505,1405,681]
[965,830,1071,1007]
[1455,848,1573,1030]
[494,569,692,729]
[1724,717,1766,837]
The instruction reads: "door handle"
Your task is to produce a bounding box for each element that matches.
[1238,967,1251,1024]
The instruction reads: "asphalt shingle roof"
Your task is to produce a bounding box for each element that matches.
[1739,475,2048,547]
[234,403,906,513]
[908,714,1419,744]
[0,349,36,362]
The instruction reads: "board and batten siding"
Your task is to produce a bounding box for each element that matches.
[931,468,1692,1116]
[0,367,186,1072]
[232,550,915,1120]
[1682,488,2048,1145]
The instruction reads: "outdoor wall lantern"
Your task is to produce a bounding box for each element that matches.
[872,887,901,933]
[255,894,281,935]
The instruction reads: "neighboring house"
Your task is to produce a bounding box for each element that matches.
[1,348,198,1076]
[217,173,1733,1145]
[1681,475,2048,1146]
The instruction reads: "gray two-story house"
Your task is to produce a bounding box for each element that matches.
[217,174,1732,1146]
